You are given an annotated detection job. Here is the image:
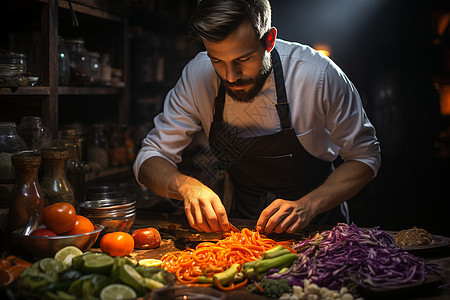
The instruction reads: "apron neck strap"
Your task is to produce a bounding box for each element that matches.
[271,48,292,130]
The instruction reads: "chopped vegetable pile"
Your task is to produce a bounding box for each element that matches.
[267,223,439,291]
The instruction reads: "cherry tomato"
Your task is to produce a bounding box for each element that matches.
[63,215,95,235]
[100,232,134,257]
[42,202,76,234]
[132,227,161,249]
[30,228,57,237]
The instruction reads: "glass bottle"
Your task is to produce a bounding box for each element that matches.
[108,124,127,166]
[9,151,45,233]
[89,52,101,86]
[58,36,71,86]
[87,124,109,169]
[40,147,75,207]
[54,135,86,207]
[17,116,52,151]
[65,38,91,86]
[0,122,27,183]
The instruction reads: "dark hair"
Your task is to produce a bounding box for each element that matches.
[188,0,271,42]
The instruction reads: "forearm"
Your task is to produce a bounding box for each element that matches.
[138,156,201,200]
[302,160,374,216]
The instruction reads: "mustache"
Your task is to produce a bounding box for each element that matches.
[223,78,255,88]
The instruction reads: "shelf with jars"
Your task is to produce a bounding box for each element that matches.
[0,0,130,137]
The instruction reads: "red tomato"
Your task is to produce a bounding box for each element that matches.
[30,228,57,237]
[42,202,76,234]
[63,215,95,235]
[132,227,161,249]
[100,232,134,257]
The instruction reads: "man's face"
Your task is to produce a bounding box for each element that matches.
[203,21,272,103]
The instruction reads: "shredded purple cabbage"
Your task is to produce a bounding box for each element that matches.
[267,223,439,291]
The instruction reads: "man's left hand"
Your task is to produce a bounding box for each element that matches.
[256,198,315,234]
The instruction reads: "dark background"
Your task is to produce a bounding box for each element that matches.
[266,0,449,236]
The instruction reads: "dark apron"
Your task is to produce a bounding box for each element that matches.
[208,49,345,225]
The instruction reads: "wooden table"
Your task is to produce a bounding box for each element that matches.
[130,211,450,300]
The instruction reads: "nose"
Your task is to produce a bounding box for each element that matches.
[225,63,242,83]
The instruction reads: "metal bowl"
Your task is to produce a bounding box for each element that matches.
[78,199,135,238]
[11,224,104,259]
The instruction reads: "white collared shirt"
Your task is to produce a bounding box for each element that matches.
[133,39,381,185]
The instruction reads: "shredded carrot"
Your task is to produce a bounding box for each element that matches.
[161,228,294,284]
[213,277,249,291]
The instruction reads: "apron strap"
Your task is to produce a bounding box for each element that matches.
[271,49,292,130]
[213,83,226,122]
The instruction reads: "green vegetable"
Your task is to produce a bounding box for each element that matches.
[261,245,291,259]
[198,275,213,284]
[68,274,111,298]
[253,253,299,274]
[43,290,76,300]
[212,263,240,287]
[247,278,292,298]
[17,275,52,292]
[142,277,165,291]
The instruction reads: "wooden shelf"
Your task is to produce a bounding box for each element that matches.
[58,86,124,95]
[85,165,131,182]
[0,87,50,96]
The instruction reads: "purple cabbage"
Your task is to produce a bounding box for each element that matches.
[267,223,439,291]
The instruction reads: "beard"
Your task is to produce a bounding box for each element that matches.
[222,53,272,103]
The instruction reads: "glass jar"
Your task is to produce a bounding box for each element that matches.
[89,52,101,85]
[0,51,28,88]
[108,124,127,166]
[9,151,45,233]
[121,124,136,163]
[65,38,91,86]
[0,122,27,183]
[40,147,75,207]
[17,116,52,151]
[58,36,71,86]
[87,124,109,169]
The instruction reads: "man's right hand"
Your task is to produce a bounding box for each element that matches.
[178,177,230,233]
[139,157,230,233]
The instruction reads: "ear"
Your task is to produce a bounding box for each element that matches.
[265,27,277,53]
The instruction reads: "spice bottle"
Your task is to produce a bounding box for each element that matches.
[87,124,108,169]
[9,151,45,233]
[0,122,27,183]
[17,116,52,151]
[40,147,75,207]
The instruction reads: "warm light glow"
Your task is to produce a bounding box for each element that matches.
[437,83,450,115]
[313,43,331,57]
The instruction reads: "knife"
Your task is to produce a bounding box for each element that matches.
[228,222,240,233]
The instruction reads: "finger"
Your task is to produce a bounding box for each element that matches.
[210,199,229,232]
[201,203,221,233]
[273,214,295,234]
[264,207,292,234]
[195,207,214,233]
[256,201,280,232]
[285,218,304,234]
[184,202,202,232]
